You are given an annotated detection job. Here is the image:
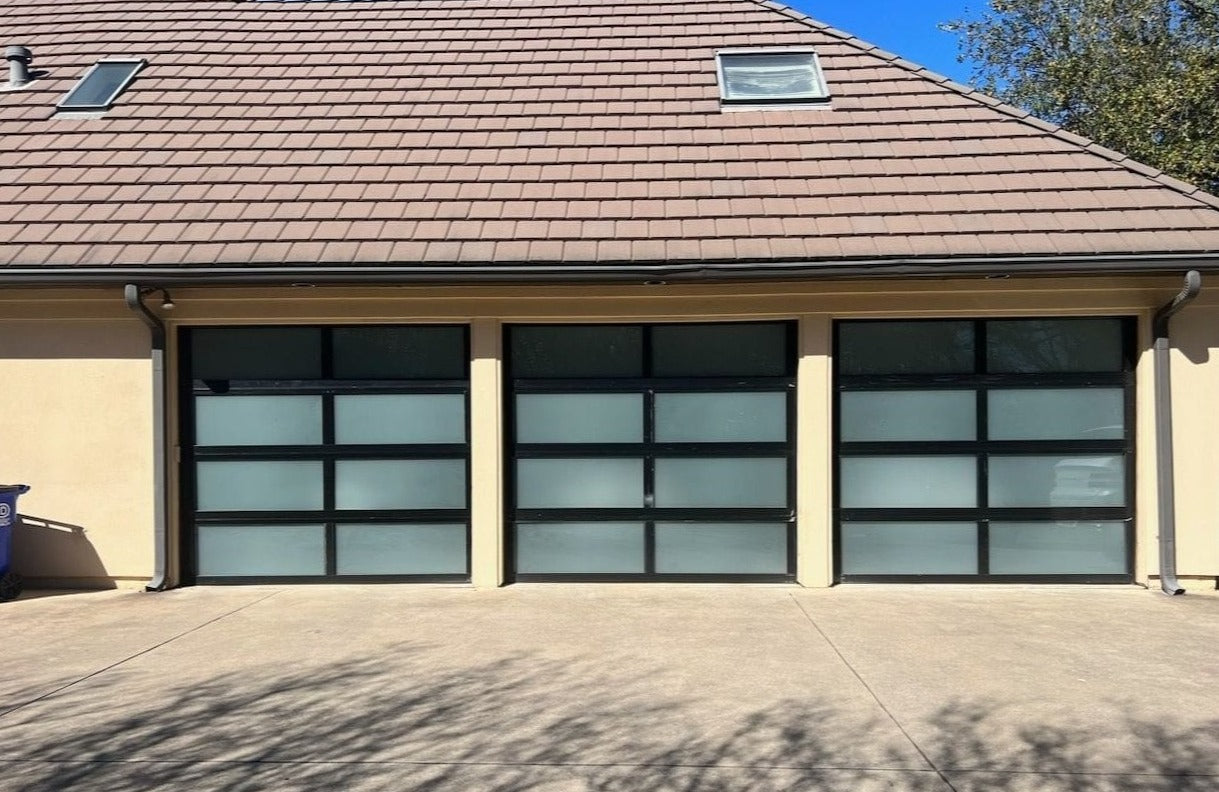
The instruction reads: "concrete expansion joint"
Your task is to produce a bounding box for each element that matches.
[789,594,962,792]
[0,589,282,723]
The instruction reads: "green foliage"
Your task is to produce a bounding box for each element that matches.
[944,0,1219,193]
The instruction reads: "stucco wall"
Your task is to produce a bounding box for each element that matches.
[0,313,154,587]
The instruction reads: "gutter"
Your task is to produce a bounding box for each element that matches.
[123,284,170,592]
[1151,270,1202,595]
[0,252,1218,287]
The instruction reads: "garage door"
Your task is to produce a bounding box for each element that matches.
[835,317,1134,582]
[507,322,796,581]
[183,325,470,583]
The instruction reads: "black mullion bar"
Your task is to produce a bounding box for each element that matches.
[836,440,1126,456]
[513,573,797,584]
[322,381,337,577]
[1123,349,1138,580]
[197,509,471,524]
[180,328,200,585]
[841,574,1132,584]
[194,444,471,460]
[193,380,470,395]
[512,508,793,522]
[644,384,656,574]
[836,374,1128,391]
[839,507,1129,522]
[976,322,989,575]
[513,442,790,458]
[785,385,798,535]
[786,521,798,576]
[513,377,793,392]
[199,574,471,586]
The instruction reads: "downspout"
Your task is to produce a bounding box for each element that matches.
[123,285,170,591]
[1151,270,1202,595]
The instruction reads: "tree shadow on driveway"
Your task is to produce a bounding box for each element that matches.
[0,643,1215,792]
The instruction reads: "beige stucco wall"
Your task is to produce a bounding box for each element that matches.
[0,304,154,588]
[2,273,1213,589]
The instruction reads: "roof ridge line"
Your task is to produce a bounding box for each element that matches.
[747,0,1219,213]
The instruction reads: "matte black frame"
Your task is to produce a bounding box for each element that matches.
[505,322,798,583]
[832,317,1137,584]
[179,325,472,585]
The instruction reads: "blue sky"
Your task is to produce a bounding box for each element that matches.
[789,1,978,83]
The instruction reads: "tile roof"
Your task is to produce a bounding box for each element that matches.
[1,0,1219,274]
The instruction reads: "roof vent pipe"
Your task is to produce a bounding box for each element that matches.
[1152,270,1201,596]
[5,46,32,89]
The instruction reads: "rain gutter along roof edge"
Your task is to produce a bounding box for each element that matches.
[1,254,1218,286]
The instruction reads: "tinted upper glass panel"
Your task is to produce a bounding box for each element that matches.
[718,51,828,102]
[652,323,789,377]
[987,319,1125,373]
[332,326,466,379]
[59,60,143,109]
[511,326,643,378]
[838,321,974,375]
[191,327,323,380]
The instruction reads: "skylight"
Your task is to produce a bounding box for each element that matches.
[58,58,145,111]
[716,49,829,105]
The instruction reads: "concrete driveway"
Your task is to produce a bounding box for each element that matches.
[1,585,1216,791]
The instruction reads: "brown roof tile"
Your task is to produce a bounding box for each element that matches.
[2,0,1218,274]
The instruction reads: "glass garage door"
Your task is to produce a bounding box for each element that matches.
[183,326,470,583]
[507,322,796,581]
[835,318,1134,582]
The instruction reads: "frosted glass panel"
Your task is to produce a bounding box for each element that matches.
[840,391,975,442]
[332,326,466,379]
[654,523,788,574]
[989,455,1125,507]
[335,460,466,509]
[989,389,1124,440]
[989,521,1127,574]
[652,323,788,377]
[840,522,978,575]
[195,395,322,447]
[511,326,643,378]
[516,394,642,443]
[987,318,1124,373]
[840,456,977,508]
[197,524,325,577]
[655,392,787,442]
[838,321,974,375]
[516,458,643,508]
[516,522,645,573]
[335,394,466,445]
[336,523,467,575]
[196,461,323,511]
[654,458,788,508]
[190,327,322,380]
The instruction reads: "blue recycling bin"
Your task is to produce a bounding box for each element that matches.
[0,484,29,601]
